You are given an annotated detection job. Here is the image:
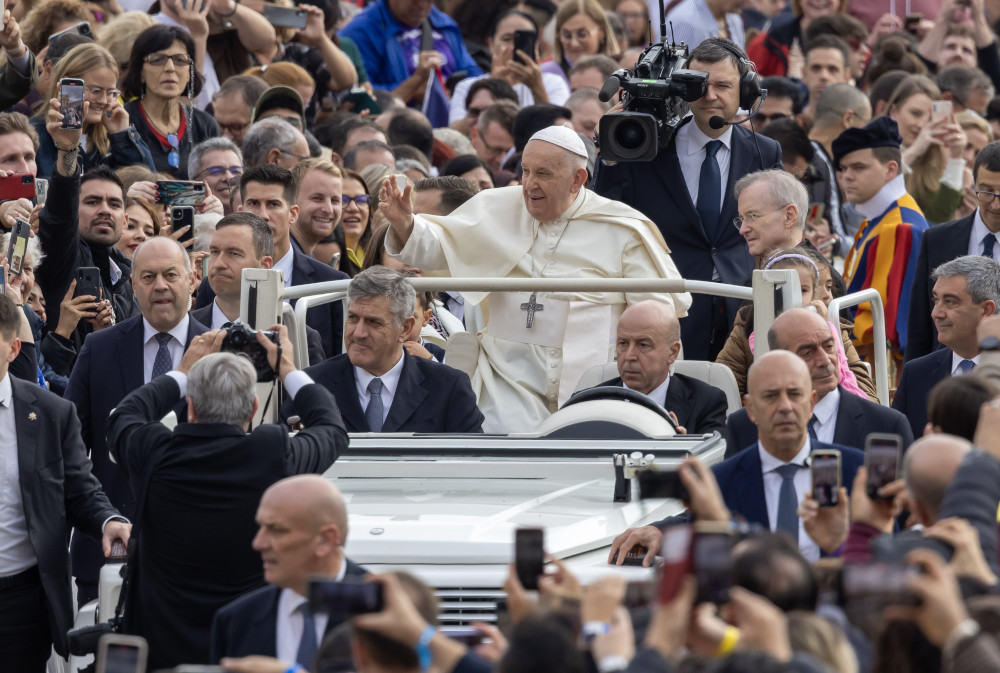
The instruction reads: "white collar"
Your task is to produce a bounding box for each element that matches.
[212,300,238,329]
[678,118,734,156]
[354,348,406,397]
[759,437,812,473]
[142,314,190,346]
[812,387,840,427]
[972,209,999,248]
[623,374,670,407]
[272,245,294,287]
[278,556,346,617]
[0,372,11,408]
[951,351,981,374]
[856,175,908,220]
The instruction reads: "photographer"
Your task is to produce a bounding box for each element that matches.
[106,324,347,670]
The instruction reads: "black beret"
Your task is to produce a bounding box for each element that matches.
[831,116,902,167]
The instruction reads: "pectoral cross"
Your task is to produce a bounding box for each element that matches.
[520,293,544,328]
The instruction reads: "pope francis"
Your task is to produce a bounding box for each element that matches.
[380,125,692,433]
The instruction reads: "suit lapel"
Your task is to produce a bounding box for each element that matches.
[732,449,769,528]
[184,316,209,345]
[11,379,41,505]
[383,353,427,431]
[330,358,367,431]
[832,386,864,446]
[251,586,280,655]
[654,119,702,234]
[116,317,145,393]
[663,375,693,428]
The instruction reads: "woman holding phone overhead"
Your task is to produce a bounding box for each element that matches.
[31,43,156,180]
[121,25,219,179]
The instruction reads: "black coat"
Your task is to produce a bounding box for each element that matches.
[107,374,347,669]
[122,101,219,179]
[892,348,953,440]
[8,376,119,656]
[596,373,727,435]
[593,118,783,360]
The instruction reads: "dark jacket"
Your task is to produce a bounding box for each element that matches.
[892,347,953,440]
[122,101,219,179]
[597,373,727,435]
[108,374,347,669]
[0,49,37,110]
[29,116,156,180]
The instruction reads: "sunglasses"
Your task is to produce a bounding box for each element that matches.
[342,194,372,206]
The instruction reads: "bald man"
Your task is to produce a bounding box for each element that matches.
[610,351,864,564]
[595,300,727,434]
[210,476,367,665]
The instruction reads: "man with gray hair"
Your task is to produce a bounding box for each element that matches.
[241,117,310,169]
[733,169,809,264]
[937,65,995,116]
[106,324,347,669]
[894,255,1000,438]
[283,266,485,432]
[187,137,244,213]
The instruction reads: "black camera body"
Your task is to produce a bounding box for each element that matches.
[597,41,708,161]
[220,323,279,382]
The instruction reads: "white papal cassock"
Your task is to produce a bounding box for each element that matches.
[386,185,692,433]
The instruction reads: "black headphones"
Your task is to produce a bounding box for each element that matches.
[691,39,763,112]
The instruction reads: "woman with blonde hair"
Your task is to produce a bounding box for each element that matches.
[543,0,619,82]
[18,0,93,54]
[31,42,154,179]
[887,74,967,223]
[955,110,994,219]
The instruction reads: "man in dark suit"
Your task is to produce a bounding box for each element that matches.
[191,212,327,366]
[106,324,346,670]
[725,308,913,457]
[907,141,1000,362]
[65,237,209,605]
[610,350,863,565]
[895,255,1000,439]
[0,295,130,672]
[195,164,349,359]
[211,475,364,665]
[593,38,783,360]
[284,267,484,433]
[594,300,726,434]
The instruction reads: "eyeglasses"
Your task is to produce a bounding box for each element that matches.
[467,107,486,118]
[560,28,597,43]
[342,194,372,206]
[617,11,647,20]
[167,133,179,169]
[733,206,789,230]
[195,165,244,179]
[279,149,310,162]
[975,189,1000,203]
[144,53,193,67]
[85,85,120,100]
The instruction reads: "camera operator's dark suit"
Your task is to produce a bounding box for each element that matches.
[107,372,348,670]
[593,117,783,360]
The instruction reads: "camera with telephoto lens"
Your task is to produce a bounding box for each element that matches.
[220,323,279,382]
[597,40,708,161]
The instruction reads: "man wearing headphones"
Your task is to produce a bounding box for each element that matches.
[594,38,783,361]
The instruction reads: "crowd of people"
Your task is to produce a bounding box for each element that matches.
[5,0,1000,671]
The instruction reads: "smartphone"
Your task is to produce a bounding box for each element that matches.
[658,524,693,604]
[171,205,195,244]
[623,579,657,610]
[0,173,35,201]
[514,527,545,591]
[59,78,86,130]
[439,626,486,647]
[807,203,825,223]
[693,523,734,605]
[932,100,953,121]
[95,633,147,673]
[308,578,385,616]
[74,266,102,300]
[811,449,842,507]
[263,3,308,29]
[35,177,48,207]
[513,29,538,63]
[201,256,210,277]
[637,469,689,502]
[840,562,921,611]
[0,271,5,297]
[865,433,902,501]
[49,20,94,44]
[7,218,30,275]
[395,174,408,191]
[343,88,382,115]
[156,180,206,206]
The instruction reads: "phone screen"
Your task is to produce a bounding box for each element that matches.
[693,532,733,605]
[866,436,901,500]
[658,524,692,604]
[515,528,545,590]
[60,79,85,129]
[99,643,142,673]
[8,220,29,275]
[309,579,384,615]
[811,453,841,507]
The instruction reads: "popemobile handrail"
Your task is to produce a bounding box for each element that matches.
[828,289,889,406]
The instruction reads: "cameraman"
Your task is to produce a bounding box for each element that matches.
[593,37,783,361]
[106,325,348,670]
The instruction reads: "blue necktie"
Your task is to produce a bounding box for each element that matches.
[808,415,819,442]
[151,333,173,380]
[775,463,801,543]
[984,233,997,259]
[365,378,384,431]
[696,140,723,241]
[959,359,976,373]
[296,603,318,669]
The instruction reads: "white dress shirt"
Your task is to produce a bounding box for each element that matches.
[142,315,190,383]
[622,375,670,408]
[759,439,821,562]
[211,300,236,329]
[951,352,981,376]
[275,557,345,664]
[967,209,1000,263]
[810,388,840,445]
[354,351,406,426]
[676,120,734,215]
[0,373,35,576]
[272,247,295,288]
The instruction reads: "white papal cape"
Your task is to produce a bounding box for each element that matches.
[386,186,692,433]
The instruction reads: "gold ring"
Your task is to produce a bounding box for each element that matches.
[198,338,205,344]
